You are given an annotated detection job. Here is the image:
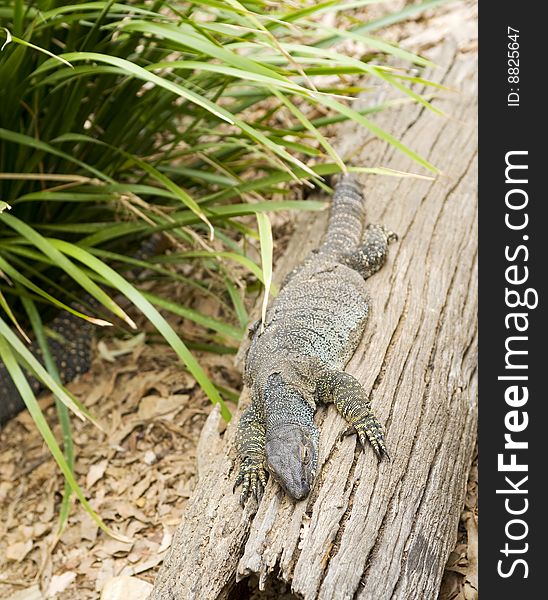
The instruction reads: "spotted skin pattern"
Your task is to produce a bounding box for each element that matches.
[233,402,268,503]
[0,234,169,426]
[235,175,397,504]
[0,309,94,425]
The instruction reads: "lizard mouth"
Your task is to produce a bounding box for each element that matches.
[266,462,311,501]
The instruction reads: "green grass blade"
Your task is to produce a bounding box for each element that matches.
[314,0,453,47]
[0,334,128,542]
[142,291,243,341]
[223,274,248,328]
[123,153,215,240]
[161,250,265,284]
[0,129,114,183]
[0,254,113,326]
[23,297,74,534]
[5,31,73,67]
[33,53,317,178]
[48,239,232,421]
[0,213,134,326]
[318,95,440,173]
[308,22,433,68]
[271,88,346,172]
[0,288,31,342]
[79,200,326,247]
[256,213,273,332]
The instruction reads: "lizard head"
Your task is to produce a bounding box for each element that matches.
[265,423,318,500]
[263,373,319,501]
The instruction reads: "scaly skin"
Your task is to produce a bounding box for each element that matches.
[0,307,95,426]
[235,175,397,504]
[0,234,169,426]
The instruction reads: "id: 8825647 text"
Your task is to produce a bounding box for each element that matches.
[507,27,520,107]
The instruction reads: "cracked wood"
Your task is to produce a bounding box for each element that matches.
[150,37,477,600]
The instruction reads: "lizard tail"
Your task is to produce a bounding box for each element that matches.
[318,174,366,258]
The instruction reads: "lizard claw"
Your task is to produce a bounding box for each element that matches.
[339,414,389,461]
[385,229,398,244]
[234,456,268,506]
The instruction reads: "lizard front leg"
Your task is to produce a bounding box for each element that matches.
[234,402,268,505]
[316,369,388,459]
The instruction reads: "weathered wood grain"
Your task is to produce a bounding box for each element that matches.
[150,37,477,600]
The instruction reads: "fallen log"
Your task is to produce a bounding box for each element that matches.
[150,37,477,600]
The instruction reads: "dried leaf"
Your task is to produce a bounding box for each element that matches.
[80,512,99,543]
[95,539,134,558]
[46,571,77,596]
[86,459,109,489]
[97,333,146,363]
[138,395,188,420]
[6,540,33,561]
[5,585,43,600]
[100,575,152,600]
[158,527,172,553]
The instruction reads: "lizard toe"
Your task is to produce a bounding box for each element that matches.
[234,457,267,506]
[351,414,389,460]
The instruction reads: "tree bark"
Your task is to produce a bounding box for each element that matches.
[150,37,477,600]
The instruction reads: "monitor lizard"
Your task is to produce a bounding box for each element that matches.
[235,175,397,503]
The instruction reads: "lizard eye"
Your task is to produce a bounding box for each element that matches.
[300,445,310,464]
